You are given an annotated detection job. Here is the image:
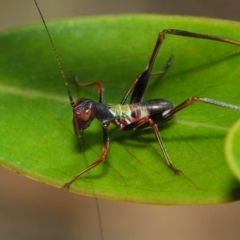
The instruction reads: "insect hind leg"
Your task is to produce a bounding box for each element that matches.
[150,55,173,77]
[144,95,240,174]
[121,55,173,105]
[162,96,240,119]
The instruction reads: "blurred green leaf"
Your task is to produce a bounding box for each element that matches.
[1,15,240,204]
[225,119,240,181]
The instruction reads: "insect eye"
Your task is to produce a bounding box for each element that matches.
[81,107,92,121]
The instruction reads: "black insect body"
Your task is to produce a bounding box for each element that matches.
[34,0,240,189]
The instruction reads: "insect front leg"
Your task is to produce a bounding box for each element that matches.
[63,123,110,189]
[73,75,104,103]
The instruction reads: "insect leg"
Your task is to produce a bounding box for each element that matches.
[73,75,104,103]
[122,29,240,105]
[120,56,172,105]
[63,123,110,189]
[140,117,180,173]
[162,96,240,119]
[150,55,173,77]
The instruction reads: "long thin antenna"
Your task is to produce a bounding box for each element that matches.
[34,0,75,107]
[78,135,104,240]
[34,1,104,239]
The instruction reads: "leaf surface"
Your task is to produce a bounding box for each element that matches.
[1,15,240,204]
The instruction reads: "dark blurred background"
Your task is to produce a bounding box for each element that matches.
[1,0,240,239]
[1,0,240,30]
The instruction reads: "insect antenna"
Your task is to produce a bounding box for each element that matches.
[77,134,104,240]
[34,0,74,107]
[34,1,104,239]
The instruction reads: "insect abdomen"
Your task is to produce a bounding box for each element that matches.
[109,99,174,130]
[132,99,173,119]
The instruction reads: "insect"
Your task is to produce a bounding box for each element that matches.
[34,1,240,189]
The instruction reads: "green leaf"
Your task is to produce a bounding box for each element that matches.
[1,15,240,204]
[225,119,240,181]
